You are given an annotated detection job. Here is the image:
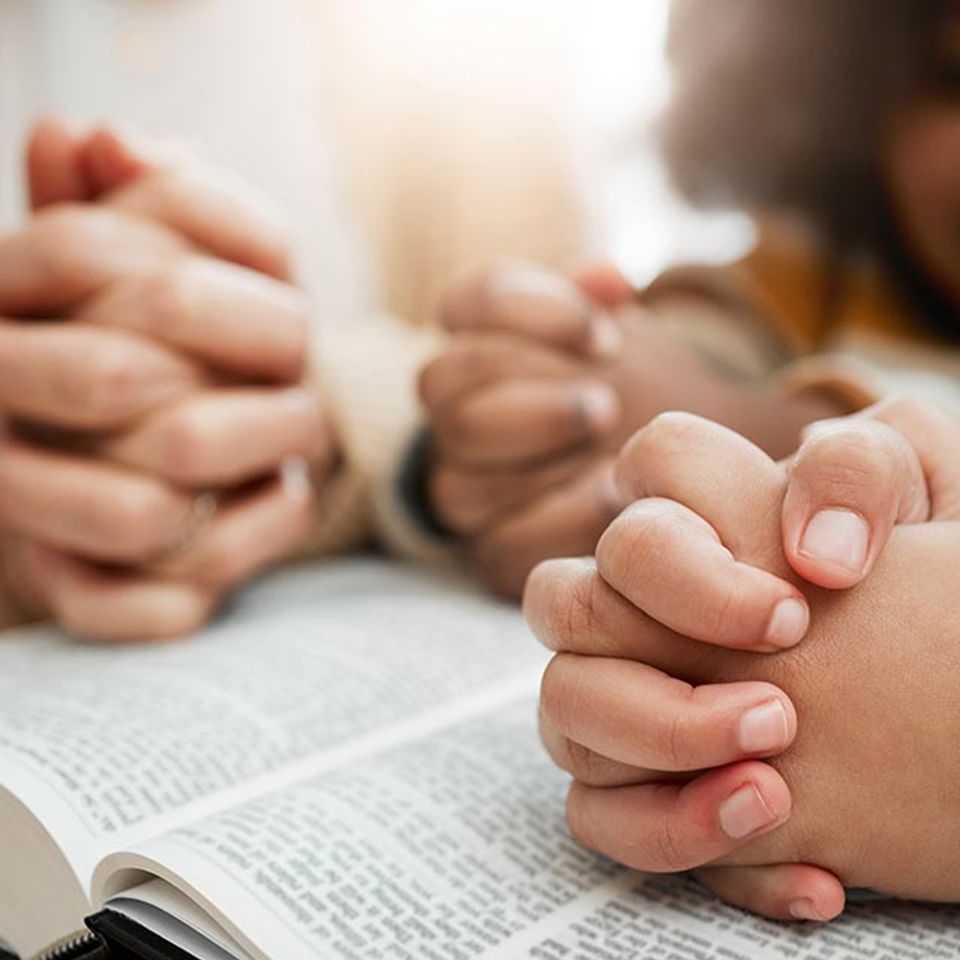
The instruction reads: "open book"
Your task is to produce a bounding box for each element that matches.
[1,558,959,960]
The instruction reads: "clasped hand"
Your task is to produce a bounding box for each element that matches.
[527,396,960,921]
[0,119,337,640]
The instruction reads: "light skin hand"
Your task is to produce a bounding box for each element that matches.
[423,259,844,599]
[26,118,295,282]
[527,408,960,921]
[0,118,333,641]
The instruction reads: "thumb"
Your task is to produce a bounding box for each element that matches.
[26,116,93,209]
[783,398,960,589]
[782,418,928,590]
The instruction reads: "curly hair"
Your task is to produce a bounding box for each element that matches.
[661,0,953,248]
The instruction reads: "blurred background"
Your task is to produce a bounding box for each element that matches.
[0,0,751,324]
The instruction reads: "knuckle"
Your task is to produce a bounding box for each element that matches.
[76,339,150,423]
[438,264,497,328]
[616,412,701,495]
[797,427,898,497]
[196,539,247,589]
[138,263,197,338]
[564,783,597,852]
[524,559,567,641]
[162,407,219,482]
[561,739,610,786]
[704,573,744,643]
[597,502,669,582]
[660,690,697,770]
[553,567,603,652]
[419,351,470,407]
[98,484,174,556]
[638,411,703,453]
[539,654,587,735]
[650,812,688,873]
[31,206,105,293]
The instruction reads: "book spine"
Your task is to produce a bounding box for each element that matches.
[31,931,102,960]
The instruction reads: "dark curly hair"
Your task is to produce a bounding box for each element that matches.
[660,0,960,336]
[662,0,954,246]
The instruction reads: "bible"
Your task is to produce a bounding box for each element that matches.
[1,558,959,960]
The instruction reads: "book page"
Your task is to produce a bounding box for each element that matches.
[96,700,960,960]
[0,558,544,888]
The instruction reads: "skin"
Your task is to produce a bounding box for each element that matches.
[525,400,960,921]
[423,78,960,603]
[420,27,960,916]
[886,100,960,312]
[420,86,960,908]
[0,118,337,641]
[422,260,843,599]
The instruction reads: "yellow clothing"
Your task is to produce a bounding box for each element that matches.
[642,216,960,414]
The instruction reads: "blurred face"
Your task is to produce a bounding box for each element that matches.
[885,101,960,306]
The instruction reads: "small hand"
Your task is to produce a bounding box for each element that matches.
[526,405,960,921]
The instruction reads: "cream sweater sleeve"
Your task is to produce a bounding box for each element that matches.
[307,315,454,564]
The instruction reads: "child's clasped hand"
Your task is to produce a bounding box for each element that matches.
[525,398,960,922]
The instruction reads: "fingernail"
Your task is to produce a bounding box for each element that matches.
[800,509,870,574]
[587,316,623,357]
[579,385,620,435]
[281,457,312,502]
[738,700,790,755]
[765,597,809,649]
[789,899,824,922]
[719,784,778,840]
